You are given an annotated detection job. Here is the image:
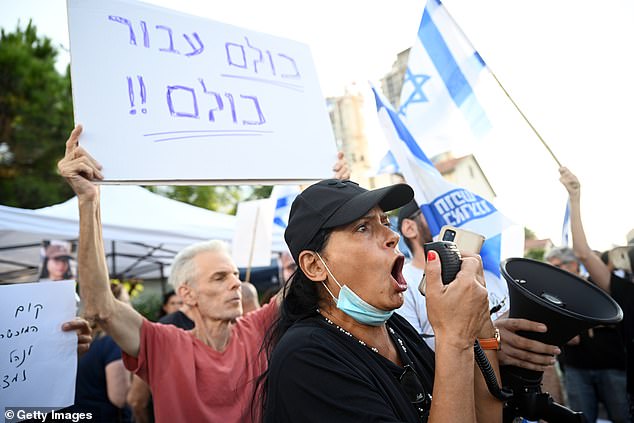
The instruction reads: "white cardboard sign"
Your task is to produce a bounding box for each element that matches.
[232,198,275,268]
[67,0,337,184]
[0,281,77,411]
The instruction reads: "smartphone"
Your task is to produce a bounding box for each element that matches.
[438,225,485,255]
[418,226,485,295]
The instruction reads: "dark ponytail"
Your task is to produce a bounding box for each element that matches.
[252,228,332,419]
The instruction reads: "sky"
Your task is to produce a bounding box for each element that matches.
[1,0,633,251]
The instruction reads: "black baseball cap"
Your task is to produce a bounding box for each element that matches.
[284,179,414,262]
[397,200,421,233]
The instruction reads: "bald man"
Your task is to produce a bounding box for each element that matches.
[241,282,261,314]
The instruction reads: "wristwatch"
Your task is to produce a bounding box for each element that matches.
[478,327,501,350]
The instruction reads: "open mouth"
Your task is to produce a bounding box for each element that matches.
[391,255,408,292]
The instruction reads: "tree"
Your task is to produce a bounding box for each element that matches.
[146,184,274,215]
[525,248,545,261]
[0,21,74,208]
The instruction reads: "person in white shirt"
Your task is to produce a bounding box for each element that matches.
[395,200,435,349]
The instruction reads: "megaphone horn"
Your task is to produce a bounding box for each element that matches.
[499,257,623,422]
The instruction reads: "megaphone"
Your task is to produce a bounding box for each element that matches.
[499,258,623,422]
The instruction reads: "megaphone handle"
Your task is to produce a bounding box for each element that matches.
[474,340,513,401]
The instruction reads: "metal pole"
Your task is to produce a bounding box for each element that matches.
[160,263,166,297]
[245,206,261,284]
[111,241,117,278]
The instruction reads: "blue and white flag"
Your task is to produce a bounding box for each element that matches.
[374,86,511,313]
[377,150,401,175]
[399,0,493,159]
[561,201,571,246]
[270,185,301,229]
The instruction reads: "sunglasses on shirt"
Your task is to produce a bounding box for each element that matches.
[399,364,431,419]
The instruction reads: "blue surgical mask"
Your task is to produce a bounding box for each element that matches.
[316,253,394,326]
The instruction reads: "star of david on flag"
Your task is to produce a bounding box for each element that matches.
[399,70,430,115]
[399,0,493,159]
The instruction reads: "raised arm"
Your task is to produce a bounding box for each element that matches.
[425,253,502,423]
[559,167,611,291]
[332,151,351,180]
[58,125,143,356]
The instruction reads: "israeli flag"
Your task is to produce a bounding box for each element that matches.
[399,0,492,159]
[270,185,301,229]
[561,201,571,246]
[374,86,511,314]
[377,150,401,175]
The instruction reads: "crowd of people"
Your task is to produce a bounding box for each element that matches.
[51,124,633,423]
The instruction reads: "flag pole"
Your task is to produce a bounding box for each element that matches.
[440,1,562,168]
[244,206,260,284]
[487,72,562,168]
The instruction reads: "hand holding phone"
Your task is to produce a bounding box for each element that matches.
[418,226,485,296]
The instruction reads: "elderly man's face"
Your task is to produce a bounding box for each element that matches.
[319,206,407,313]
[188,250,243,320]
[547,257,580,275]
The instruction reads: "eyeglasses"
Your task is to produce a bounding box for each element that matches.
[399,364,431,419]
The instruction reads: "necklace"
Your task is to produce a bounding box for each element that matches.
[388,326,407,353]
[317,309,379,353]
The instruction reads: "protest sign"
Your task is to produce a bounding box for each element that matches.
[232,198,275,269]
[0,281,77,410]
[67,0,337,184]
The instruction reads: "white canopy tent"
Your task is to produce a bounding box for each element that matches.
[0,186,285,282]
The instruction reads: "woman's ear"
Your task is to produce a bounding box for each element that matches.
[298,251,328,283]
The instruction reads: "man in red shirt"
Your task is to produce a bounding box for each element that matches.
[59,125,275,422]
[58,125,348,422]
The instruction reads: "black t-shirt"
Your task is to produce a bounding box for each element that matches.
[264,313,435,423]
[66,335,132,422]
[562,275,627,371]
[158,310,195,330]
[610,273,634,393]
[562,325,627,370]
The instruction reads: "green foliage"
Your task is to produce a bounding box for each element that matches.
[131,290,163,322]
[249,185,273,200]
[0,21,74,208]
[146,184,274,214]
[524,227,537,240]
[525,248,545,261]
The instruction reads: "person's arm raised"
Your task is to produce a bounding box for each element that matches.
[559,166,611,292]
[332,151,351,180]
[58,125,143,356]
